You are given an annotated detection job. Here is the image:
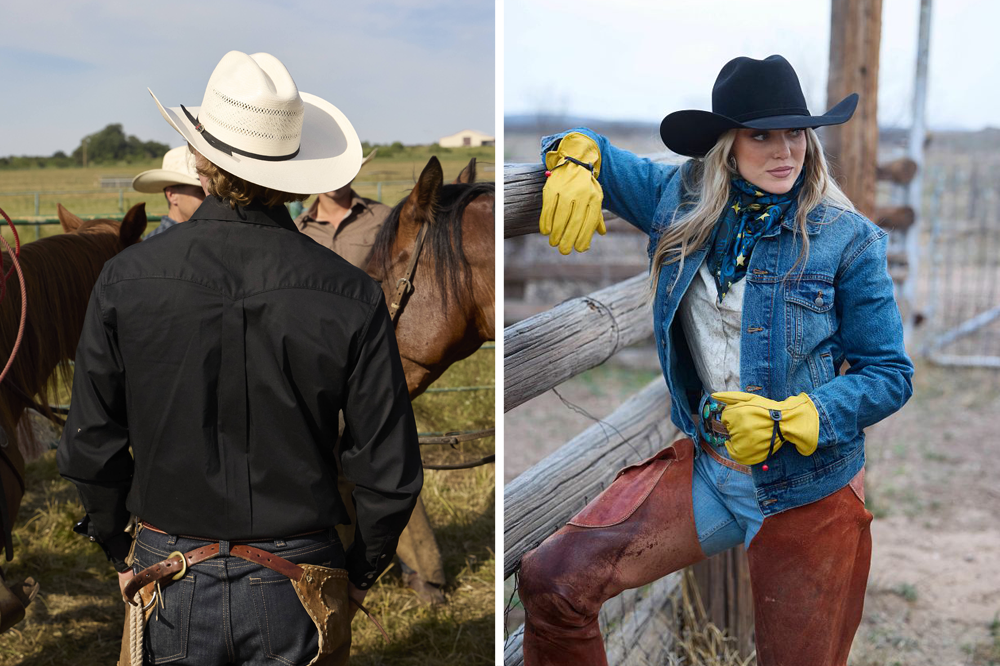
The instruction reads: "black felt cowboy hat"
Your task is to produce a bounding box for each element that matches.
[660,55,858,158]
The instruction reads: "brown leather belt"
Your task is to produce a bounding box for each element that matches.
[126,523,391,642]
[124,542,304,603]
[697,434,751,475]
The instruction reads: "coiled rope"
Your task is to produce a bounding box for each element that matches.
[0,207,26,385]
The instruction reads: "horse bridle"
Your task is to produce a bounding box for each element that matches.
[386,223,429,325]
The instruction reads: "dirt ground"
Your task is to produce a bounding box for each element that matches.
[504,356,1000,665]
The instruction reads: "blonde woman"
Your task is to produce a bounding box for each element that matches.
[519,55,913,665]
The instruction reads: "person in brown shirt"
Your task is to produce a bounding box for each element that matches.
[294,150,389,267]
[297,150,449,605]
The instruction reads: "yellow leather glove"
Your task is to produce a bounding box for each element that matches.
[540,132,606,254]
[711,392,820,466]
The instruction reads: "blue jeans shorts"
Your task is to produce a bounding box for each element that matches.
[691,440,766,556]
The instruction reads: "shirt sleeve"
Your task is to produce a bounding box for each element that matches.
[540,127,681,236]
[807,230,915,447]
[56,278,134,572]
[339,298,423,590]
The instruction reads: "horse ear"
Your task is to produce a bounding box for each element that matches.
[57,203,83,233]
[119,203,147,247]
[401,157,443,237]
[413,156,444,212]
[454,158,476,184]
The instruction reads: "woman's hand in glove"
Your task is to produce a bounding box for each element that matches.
[711,391,820,466]
[539,132,606,254]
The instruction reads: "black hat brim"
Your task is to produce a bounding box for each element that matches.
[659,93,859,158]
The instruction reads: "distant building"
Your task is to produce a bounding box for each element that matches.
[439,129,495,148]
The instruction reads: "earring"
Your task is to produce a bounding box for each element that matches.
[728,156,737,170]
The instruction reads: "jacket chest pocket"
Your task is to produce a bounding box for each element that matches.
[784,278,835,359]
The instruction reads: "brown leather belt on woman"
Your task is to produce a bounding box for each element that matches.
[691,413,752,475]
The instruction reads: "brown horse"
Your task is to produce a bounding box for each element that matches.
[0,203,145,630]
[361,157,494,601]
[366,156,495,398]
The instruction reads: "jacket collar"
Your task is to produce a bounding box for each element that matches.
[189,195,298,233]
[770,201,823,236]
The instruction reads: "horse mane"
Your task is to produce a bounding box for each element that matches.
[0,231,123,458]
[368,181,494,310]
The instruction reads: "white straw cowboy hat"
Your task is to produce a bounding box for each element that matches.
[132,146,202,193]
[148,51,362,195]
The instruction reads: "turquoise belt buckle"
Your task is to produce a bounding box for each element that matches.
[699,394,727,447]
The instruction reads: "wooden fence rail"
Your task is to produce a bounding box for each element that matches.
[504,377,678,577]
[504,274,652,412]
[503,161,655,238]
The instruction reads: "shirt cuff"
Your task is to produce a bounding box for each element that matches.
[103,532,134,573]
[345,541,394,590]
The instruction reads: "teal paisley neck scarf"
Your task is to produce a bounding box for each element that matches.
[708,174,804,301]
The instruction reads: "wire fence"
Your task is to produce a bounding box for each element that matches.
[916,158,1000,368]
[0,180,422,243]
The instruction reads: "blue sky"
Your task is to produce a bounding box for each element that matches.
[505,0,1000,131]
[0,0,495,156]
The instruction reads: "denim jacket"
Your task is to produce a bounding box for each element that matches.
[541,129,914,516]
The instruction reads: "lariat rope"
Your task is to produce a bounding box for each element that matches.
[129,595,145,665]
[0,207,26,386]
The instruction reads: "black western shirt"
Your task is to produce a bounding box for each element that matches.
[56,196,422,590]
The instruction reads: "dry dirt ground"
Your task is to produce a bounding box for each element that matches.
[504,358,1000,665]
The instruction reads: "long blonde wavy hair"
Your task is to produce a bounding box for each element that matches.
[649,128,855,295]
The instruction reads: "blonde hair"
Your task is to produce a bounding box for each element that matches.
[195,158,306,209]
[649,127,855,296]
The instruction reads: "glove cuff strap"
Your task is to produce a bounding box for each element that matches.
[549,155,595,174]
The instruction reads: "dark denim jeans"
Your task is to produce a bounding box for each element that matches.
[132,527,345,665]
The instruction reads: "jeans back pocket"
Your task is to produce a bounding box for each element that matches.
[250,572,319,662]
[146,575,196,664]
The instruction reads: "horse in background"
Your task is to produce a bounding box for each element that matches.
[0,203,145,631]
[366,156,495,398]
[360,157,493,601]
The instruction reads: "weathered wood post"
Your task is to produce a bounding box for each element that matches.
[824,0,883,218]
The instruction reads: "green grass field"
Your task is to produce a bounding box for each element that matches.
[1,146,495,244]
[0,348,494,665]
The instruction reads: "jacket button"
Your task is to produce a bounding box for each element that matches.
[815,295,824,306]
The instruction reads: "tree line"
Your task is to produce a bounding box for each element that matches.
[0,125,489,171]
[0,124,170,170]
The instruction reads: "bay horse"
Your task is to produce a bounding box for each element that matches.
[0,203,146,630]
[361,157,494,601]
[366,156,495,398]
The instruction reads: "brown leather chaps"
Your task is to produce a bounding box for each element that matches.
[519,438,873,666]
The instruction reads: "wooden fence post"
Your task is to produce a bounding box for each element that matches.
[824,0,883,218]
[690,548,755,656]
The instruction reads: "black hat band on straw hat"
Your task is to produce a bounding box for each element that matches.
[181,105,299,162]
